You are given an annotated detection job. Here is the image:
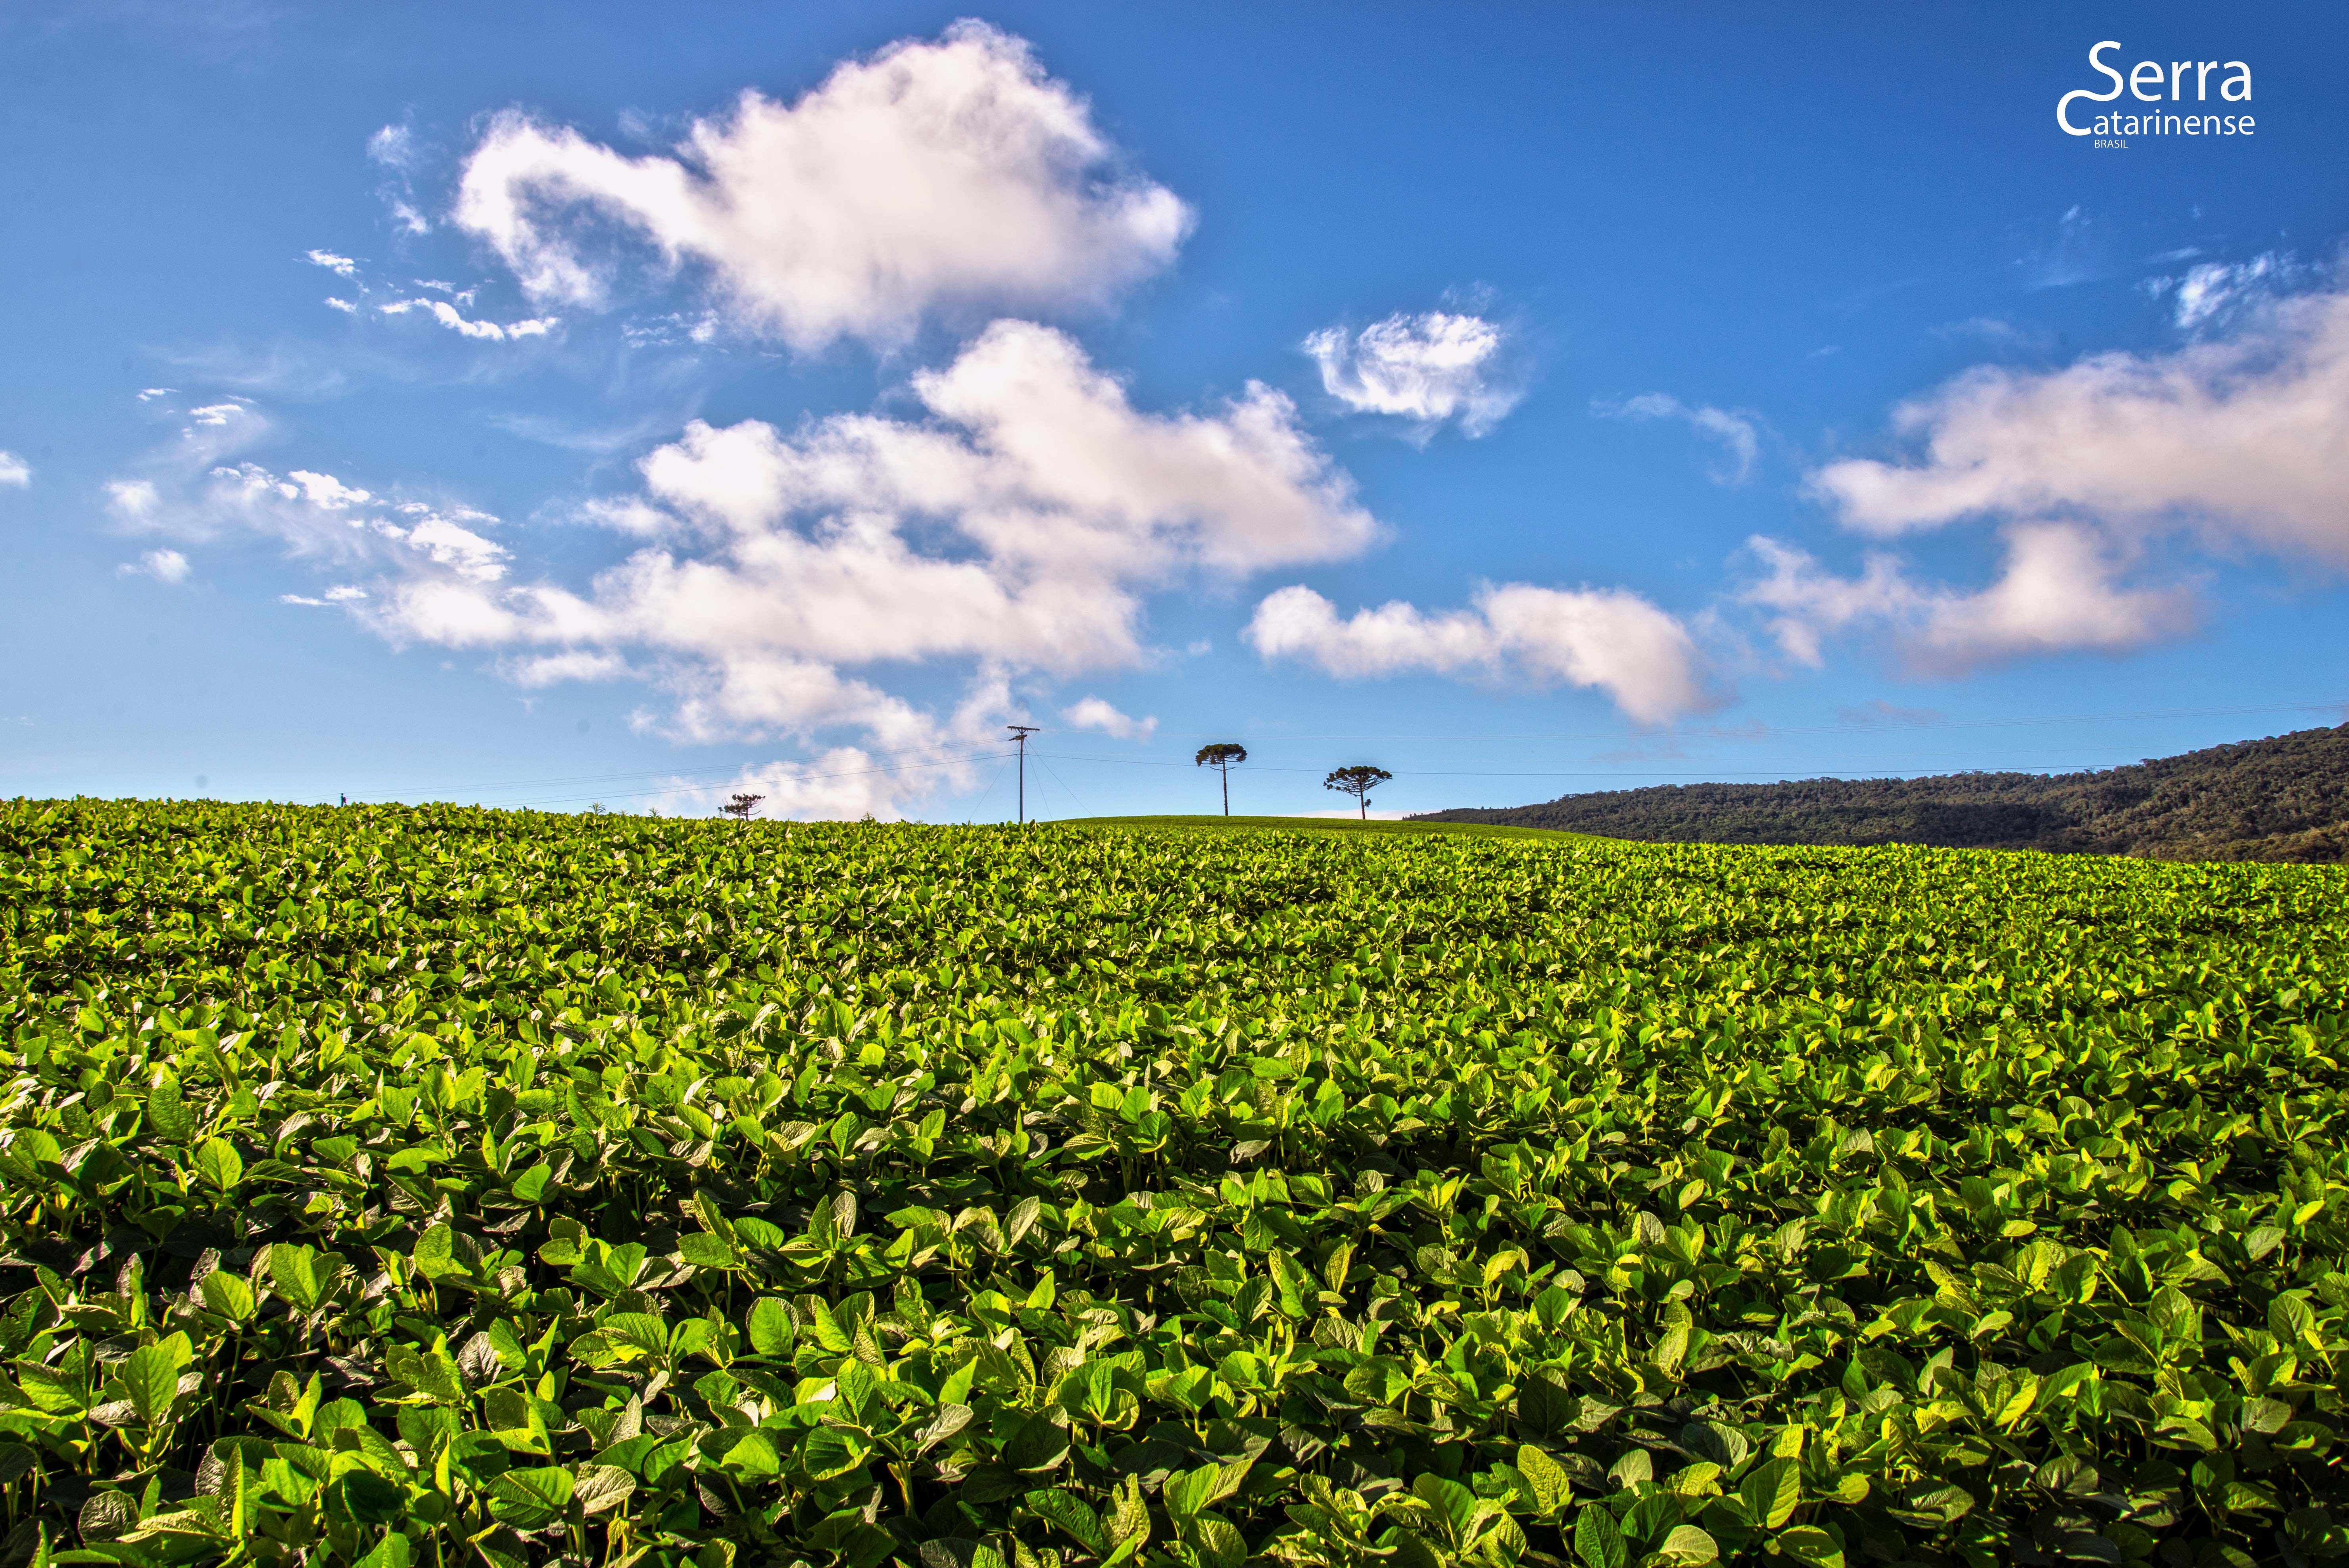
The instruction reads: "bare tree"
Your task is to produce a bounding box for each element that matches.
[1195,743,1248,816]
[720,792,764,821]
[1323,765,1392,820]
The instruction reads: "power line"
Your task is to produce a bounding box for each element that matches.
[1032,750,2124,779]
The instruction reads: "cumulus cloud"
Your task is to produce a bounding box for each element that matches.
[1061,696,1155,741]
[663,749,945,822]
[118,548,191,584]
[377,298,559,341]
[0,451,29,488]
[1596,393,1760,484]
[1244,582,1717,725]
[304,249,357,277]
[1738,527,2195,675]
[1302,312,1520,438]
[152,322,1375,811]
[453,21,1191,350]
[1809,285,2349,567]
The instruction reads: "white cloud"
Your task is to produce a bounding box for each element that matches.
[1597,393,1760,484]
[505,648,628,687]
[377,298,558,341]
[369,122,433,234]
[1809,284,2349,568]
[137,388,176,401]
[453,21,1191,351]
[367,123,420,172]
[101,402,510,586]
[2148,251,2305,331]
[386,319,1371,736]
[325,297,358,313]
[663,749,941,822]
[133,323,1375,813]
[0,451,28,488]
[304,249,357,277]
[1302,311,1520,438]
[1061,696,1155,741]
[118,548,191,584]
[1244,581,1717,725]
[1738,527,2195,675]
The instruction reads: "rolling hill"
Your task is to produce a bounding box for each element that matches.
[1414,721,2349,861]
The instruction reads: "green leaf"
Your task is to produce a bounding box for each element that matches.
[1575,1505,1627,1568]
[1772,1526,1844,1568]
[353,1533,412,1568]
[1166,1462,1222,1520]
[1515,1444,1572,1516]
[148,1073,195,1143]
[115,1345,179,1428]
[1026,1489,1109,1556]
[508,1163,552,1203]
[1740,1457,1800,1531]
[197,1270,256,1324]
[488,1466,573,1528]
[1183,1515,1248,1568]
[1001,1410,1071,1473]
[803,1426,872,1480]
[748,1297,793,1356]
[1656,1526,1719,1565]
[191,1138,243,1193]
[267,1243,343,1313]
[572,1463,635,1516]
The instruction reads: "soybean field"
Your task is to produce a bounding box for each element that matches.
[1,799,2345,1568]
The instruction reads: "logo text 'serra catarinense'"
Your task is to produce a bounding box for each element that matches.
[2059,43,2253,138]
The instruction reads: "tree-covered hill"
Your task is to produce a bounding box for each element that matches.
[1415,721,2349,861]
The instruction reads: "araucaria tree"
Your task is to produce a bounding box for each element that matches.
[1195,743,1248,816]
[1323,764,1393,820]
[720,792,764,821]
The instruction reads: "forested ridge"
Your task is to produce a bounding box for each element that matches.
[1416,722,2349,862]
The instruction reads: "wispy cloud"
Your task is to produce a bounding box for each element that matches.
[2144,250,2308,331]
[2018,204,2107,290]
[1595,392,1761,484]
[0,451,29,488]
[376,297,557,342]
[1838,699,1944,727]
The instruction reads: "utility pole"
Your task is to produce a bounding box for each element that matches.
[1006,725,1041,823]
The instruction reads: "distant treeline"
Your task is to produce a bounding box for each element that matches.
[1416,722,2349,863]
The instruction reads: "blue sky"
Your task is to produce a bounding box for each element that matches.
[4,2,2345,820]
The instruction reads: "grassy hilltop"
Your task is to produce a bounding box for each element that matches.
[2,799,2345,1566]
